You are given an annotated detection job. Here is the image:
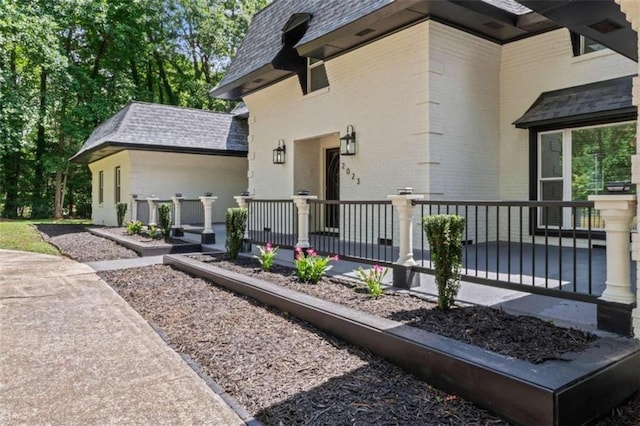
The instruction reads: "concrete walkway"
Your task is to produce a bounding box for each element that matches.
[0,249,243,425]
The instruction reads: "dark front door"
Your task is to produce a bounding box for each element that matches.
[325,148,340,229]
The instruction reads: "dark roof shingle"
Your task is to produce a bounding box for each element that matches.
[71,102,248,163]
[513,75,636,128]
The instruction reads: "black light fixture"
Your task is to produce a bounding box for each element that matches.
[605,181,632,193]
[340,125,356,156]
[273,139,286,164]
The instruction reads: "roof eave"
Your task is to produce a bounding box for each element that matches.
[70,141,248,164]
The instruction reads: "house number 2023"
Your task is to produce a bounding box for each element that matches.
[341,162,360,185]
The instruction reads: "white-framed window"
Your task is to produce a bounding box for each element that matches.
[114,166,121,203]
[537,121,636,228]
[579,35,606,55]
[307,57,329,93]
[98,171,104,204]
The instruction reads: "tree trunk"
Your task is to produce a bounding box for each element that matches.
[32,68,48,217]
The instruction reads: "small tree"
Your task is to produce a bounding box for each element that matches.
[116,202,128,227]
[226,207,248,259]
[158,204,172,240]
[422,215,465,310]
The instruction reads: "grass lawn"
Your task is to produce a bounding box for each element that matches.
[0,219,89,255]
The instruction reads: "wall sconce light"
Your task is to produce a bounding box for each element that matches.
[340,125,356,156]
[273,140,286,164]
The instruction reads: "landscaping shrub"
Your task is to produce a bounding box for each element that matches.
[225,208,248,259]
[116,202,128,227]
[158,204,172,239]
[422,214,465,310]
[255,242,278,271]
[294,247,338,283]
[125,220,143,235]
[356,265,388,297]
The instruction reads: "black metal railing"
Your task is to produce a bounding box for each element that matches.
[247,199,297,248]
[135,198,205,227]
[413,200,602,302]
[308,199,396,264]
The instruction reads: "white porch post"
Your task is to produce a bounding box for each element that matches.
[199,196,217,244]
[615,0,640,337]
[388,193,424,289]
[388,194,424,266]
[131,196,138,222]
[171,196,184,237]
[292,195,317,249]
[234,195,252,251]
[146,197,159,226]
[589,195,636,304]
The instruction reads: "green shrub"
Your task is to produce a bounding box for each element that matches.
[422,215,465,310]
[125,220,143,235]
[116,202,128,227]
[225,208,247,259]
[158,204,172,239]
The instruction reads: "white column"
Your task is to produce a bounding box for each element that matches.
[234,195,252,241]
[199,196,218,234]
[171,196,183,228]
[292,195,318,249]
[146,197,159,226]
[589,195,636,304]
[131,196,138,222]
[388,194,424,266]
[614,0,640,338]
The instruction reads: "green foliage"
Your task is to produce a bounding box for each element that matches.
[225,207,247,259]
[422,215,465,310]
[356,265,388,297]
[116,202,128,227]
[0,221,61,255]
[0,0,269,219]
[125,220,143,235]
[294,247,338,284]
[254,242,278,271]
[147,225,160,239]
[158,203,172,239]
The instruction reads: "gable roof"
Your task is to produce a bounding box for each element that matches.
[70,102,248,164]
[211,0,558,100]
[513,75,636,129]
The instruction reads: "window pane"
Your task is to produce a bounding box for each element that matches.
[540,132,563,178]
[582,37,606,54]
[310,64,329,91]
[540,181,562,226]
[571,123,636,200]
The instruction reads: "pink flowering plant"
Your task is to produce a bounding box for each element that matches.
[254,242,278,271]
[356,265,388,297]
[294,247,339,283]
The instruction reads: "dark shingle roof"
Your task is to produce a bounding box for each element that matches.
[212,0,553,99]
[70,102,248,163]
[513,75,636,129]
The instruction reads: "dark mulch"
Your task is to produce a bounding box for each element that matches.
[35,224,139,262]
[189,254,596,365]
[100,265,508,425]
[97,226,191,246]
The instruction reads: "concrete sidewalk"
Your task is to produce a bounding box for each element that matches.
[0,249,243,425]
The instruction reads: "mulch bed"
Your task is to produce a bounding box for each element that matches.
[95,226,191,246]
[35,224,139,262]
[100,265,508,425]
[189,253,596,365]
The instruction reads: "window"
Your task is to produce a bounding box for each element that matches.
[114,166,121,203]
[571,33,607,56]
[537,122,636,227]
[307,58,329,93]
[98,171,104,204]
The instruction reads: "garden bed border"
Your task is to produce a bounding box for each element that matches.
[88,228,201,256]
[164,253,640,426]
